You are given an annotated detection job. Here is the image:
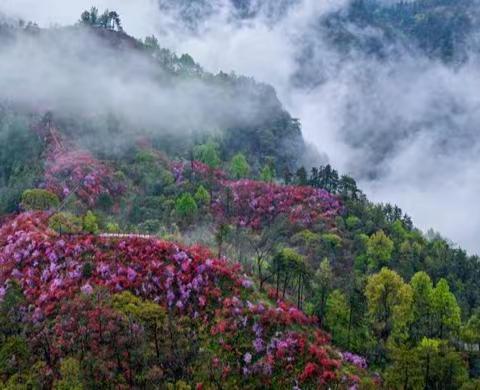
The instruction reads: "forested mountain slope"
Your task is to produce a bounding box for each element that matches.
[0,7,479,389]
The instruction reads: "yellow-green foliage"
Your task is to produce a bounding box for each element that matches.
[82,211,99,234]
[21,189,60,211]
[54,358,83,390]
[48,212,83,234]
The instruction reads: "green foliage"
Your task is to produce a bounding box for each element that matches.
[366,230,394,270]
[193,142,220,168]
[128,151,175,196]
[194,185,210,206]
[462,310,480,344]
[105,222,120,233]
[259,164,275,182]
[0,336,29,377]
[0,112,44,213]
[345,215,361,230]
[48,212,83,234]
[54,358,83,390]
[175,193,198,222]
[325,290,350,346]
[386,339,468,389]
[144,35,160,51]
[80,7,122,31]
[137,219,162,234]
[229,153,250,179]
[112,291,166,323]
[321,233,342,249]
[20,189,60,211]
[409,271,434,342]
[311,259,333,319]
[0,281,25,342]
[431,278,461,338]
[365,268,413,348]
[83,211,99,234]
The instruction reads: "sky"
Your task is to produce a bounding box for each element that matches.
[0,0,479,255]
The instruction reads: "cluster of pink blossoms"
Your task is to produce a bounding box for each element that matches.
[44,149,125,206]
[173,160,342,230]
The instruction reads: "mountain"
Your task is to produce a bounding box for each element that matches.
[0,7,479,389]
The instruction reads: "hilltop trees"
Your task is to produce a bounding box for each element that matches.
[80,7,123,31]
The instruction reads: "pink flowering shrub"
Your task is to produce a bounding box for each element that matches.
[0,212,368,388]
[342,352,368,369]
[44,148,125,206]
[214,180,341,230]
[173,161,342,230]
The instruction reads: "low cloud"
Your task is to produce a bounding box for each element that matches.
[1,0,479,254]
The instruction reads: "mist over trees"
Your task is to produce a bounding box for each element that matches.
[0,3,478,388]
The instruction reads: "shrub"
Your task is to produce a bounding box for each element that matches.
[83,211,99,234]
[48,212,83,234]
[21,189,60,211]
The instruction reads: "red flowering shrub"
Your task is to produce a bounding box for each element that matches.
[173,160,342,230]
[44,148,125,206]
[214,179,341,230]
[0,212,369,388]
[172,161,226,184]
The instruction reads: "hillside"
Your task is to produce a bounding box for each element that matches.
[0,6,479,389]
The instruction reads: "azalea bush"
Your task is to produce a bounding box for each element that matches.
[172,161,342,230]
[0,212,368,388]
[44,148,125,206]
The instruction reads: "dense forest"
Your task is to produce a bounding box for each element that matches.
[0,3,479,389]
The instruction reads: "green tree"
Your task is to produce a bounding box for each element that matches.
[325,289,351,347]
[385,344,424,390]
[0,281,25,342]
[48,212,83,234]
[366,230,394,270]
[417,338,468,389]
[144,35,160,51]
[365,268,413,353]
[259,164,275,182]
[229,153,250,179]
[462,310,480,345]
[271,247,304,300]
[54,358,83,390]
[0,336,29,377]
[20,189,60,211]
[431,278,461,339]
[410,271,434,342]
[194,185,210,207]
[193,142,220,169]
[112,291,166,361]
[83,211,99,234]
[295,167,308,185]
[311,259,333,321]
[175,193,198,224]
[215,223,231,258]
